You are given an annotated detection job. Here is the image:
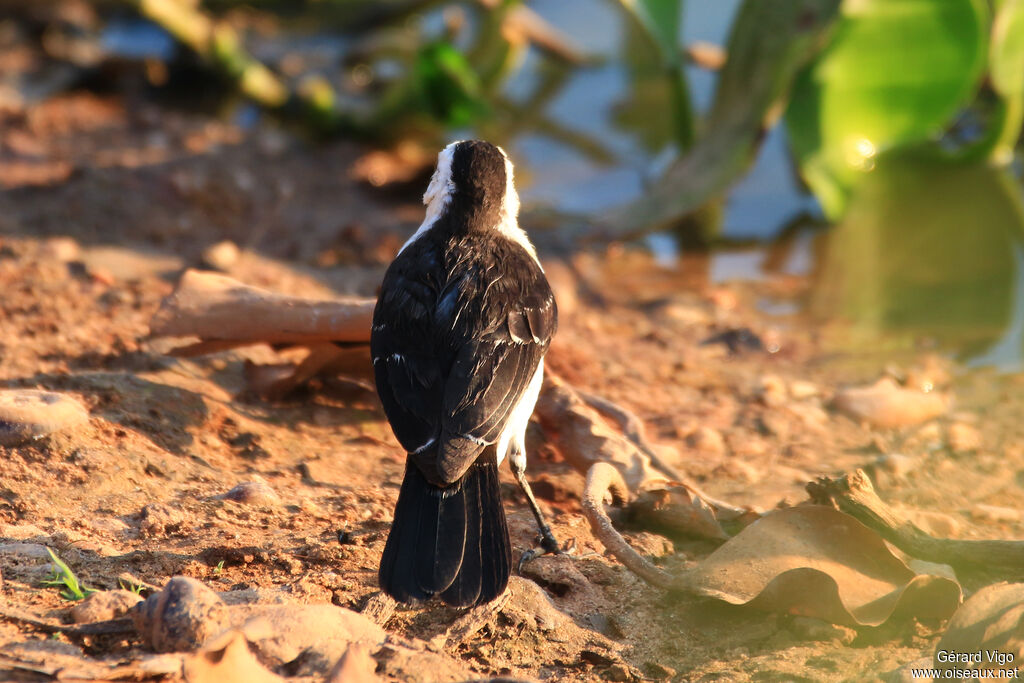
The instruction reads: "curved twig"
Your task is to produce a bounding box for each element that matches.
[581,463,678,590]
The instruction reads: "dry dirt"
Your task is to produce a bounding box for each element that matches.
[1,92,1024,682]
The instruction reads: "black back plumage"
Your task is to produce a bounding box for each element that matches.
[372,140,555,606]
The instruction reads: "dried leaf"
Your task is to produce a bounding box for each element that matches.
[182,629,283,683]
[682,506,962,627]
[934,582,1024,674]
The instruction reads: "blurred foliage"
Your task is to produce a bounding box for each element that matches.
[989,0,1024,163]
[784,0,989,219]
[611,0,1024,230]
[603,0,842,237]
[6,0,1024,234]
[615,0,693,150]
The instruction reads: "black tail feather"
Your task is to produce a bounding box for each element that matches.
[439,462,483,606]
[380,450,510,607]
[478,453,511,603]
[415,474,467,594]
[378,463,432,604]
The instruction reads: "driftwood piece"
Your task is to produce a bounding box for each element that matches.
[807,470,1024,580]
[581,463,678,590]
[0,604,135,637]
[149,269,375,348]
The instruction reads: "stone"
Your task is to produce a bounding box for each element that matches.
[40,237,80,262]
[71,589,143,624]
[787,616,856,644]
[970,505,1023,523]
[948,422,982,453]
[324,644,380,683]
[220,480,279,506]
[687,426,726,456]
[0,389,89,446]
[202,240,240,271]
[874,453,920,479]
[132,576,231,653]
[0,542,52,560]
[242,604,386,674]
[834,377,947,429]
[137,504,185,538]
[756,374,788,407]
[789,380,820,400]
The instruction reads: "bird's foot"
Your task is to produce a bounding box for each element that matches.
[517,527,572,573]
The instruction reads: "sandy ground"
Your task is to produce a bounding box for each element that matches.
[1,92,1024,682]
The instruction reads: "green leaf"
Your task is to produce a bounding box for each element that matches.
[785,0,989,219]
[615,0,694,150]
[988,0,1024,161]
[42,547,94,601]
[412,42,490,128]
[811,150,1024,355]
[601,0,841,236]
[617,0,682,66]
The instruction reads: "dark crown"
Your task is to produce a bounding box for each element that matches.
[449,140,507,205]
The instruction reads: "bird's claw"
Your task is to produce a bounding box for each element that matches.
[517,529,571,573]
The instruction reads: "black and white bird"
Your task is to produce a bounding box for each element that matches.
[371,139,559,607]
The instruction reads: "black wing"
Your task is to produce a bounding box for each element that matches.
[371,234,556,486]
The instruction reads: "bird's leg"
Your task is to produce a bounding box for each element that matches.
[510,448,562,571]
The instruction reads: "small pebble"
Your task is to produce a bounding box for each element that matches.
[875,453,920,478]
[903,510,962,537]
[687,426,726,456]
[40,237,80,262]
[834,377,947,429]
[643,661,676,681]
[325,644,378,683]
[970,505,1023,523]
[789,380,820,400]
[948,422,982,453]
[202,240,240,271]
[605,664,632,682]
[132,576,230,652]
[0,389,89,446]
[713,459,762,484]
[756,374,788,407]
[0,542,52,560]
[220,480,279,506]
[137,504,185,539]
[71,589,143,624]
[787,616,856,644]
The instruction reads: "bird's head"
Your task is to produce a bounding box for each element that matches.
[422,140,520,233]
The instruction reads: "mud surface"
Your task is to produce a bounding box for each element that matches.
[2,93,1024,681]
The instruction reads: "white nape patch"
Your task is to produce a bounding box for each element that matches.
[495,146,540,267]
[496,359,544,468]
[397,142,540,267]
[398,141,460,254]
